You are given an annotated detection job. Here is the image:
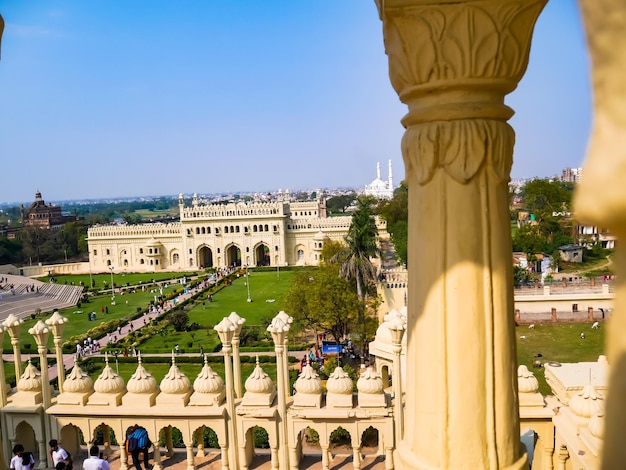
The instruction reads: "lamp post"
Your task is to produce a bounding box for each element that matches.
[267,315,290,470]
[109,266,116,305]
[3,314,24,379]
[227,312,246,399]
[46,311,69,393]
[245,266,252,302]
[214,317,238,469]
[387,309,406,444]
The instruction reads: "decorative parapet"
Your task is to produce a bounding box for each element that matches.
[189,356,225,407]
[325,367,354,408]
[357,367,388,408]
[156,354,192,406]
[87,354,125,407]
[88,223,182,238]
[293,361,322,408]
[56,356,93,406]
[241,357,276,407]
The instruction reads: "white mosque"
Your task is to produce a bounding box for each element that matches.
[364,160,394,200]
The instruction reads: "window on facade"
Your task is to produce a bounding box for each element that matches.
[297,249,304,261]
[93,250,97,256]
[140,259,145,264]
[246,247,249,252]
[217,248,221,253]
[155,260,159,265]
[122,250,127,255]
[149,248,153,254]
[275,246,278,251]
[202,227,206,234]
[189,249,193,254]
[236,226,240,233]
[106,249,110,255]
[244,226,249,233]
[196,227,200,234]
[107,260,111,266]
[225,226,229,234]
[264,224,269,231]
[230,226,234,233]
[155,248,159,254]
[254,225,258,232]
[150,260,154,265]
[273,225,278,232]
[140,248,144,254]
[189,258,194,266]
[124,259,128,266]
[173,253,179,263]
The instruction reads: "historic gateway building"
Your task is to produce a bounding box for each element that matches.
[87,192,385,272]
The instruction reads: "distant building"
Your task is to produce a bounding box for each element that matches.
[364,160,394,199]
[87,191,388,272]
[20,191,80,229]
[559,244,584,263]
[561,167,583,183]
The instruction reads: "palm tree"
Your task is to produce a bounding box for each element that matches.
[331,198,379,351]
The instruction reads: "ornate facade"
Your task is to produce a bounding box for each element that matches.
[20,191,80,230]
[364,161,394,200]
[87,192,386,273]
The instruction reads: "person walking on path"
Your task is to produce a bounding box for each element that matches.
[10,445,35,470]
[83,445,109,470]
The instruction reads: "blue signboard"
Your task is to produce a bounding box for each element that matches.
[321,341,342,355]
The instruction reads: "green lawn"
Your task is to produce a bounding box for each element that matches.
[516,322,606,395]
[36,271,197,291]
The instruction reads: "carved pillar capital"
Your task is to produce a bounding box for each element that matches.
[378,0,545,186]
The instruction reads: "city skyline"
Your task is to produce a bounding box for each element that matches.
[0,1,590,202]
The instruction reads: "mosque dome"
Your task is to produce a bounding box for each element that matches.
[146,237,162,248]
[294,362,323,395]
[93,355,125,394]
[326,367,353,395]
[244,357,276,395]
[18,360,42,392]
[126,355,158,394]
[159,356,191,394]
[570,384,604,418]
[63,357,93,393]
[193,358,224,394]
[357,366,384,395]
[517,365,539,393]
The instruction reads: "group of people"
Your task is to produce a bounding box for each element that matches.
[10,439,109,470]
[10,431,151,470]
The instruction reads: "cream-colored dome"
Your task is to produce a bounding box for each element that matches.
[94,354,125,394]
[294,362,322,395]
[127,354,158,394]
[18,360,42,392]
[517,365,539,393]
[589,413,604,439]
[570,384,604,418]
[146,237,162,247]
[374,307,408,347]
[357,366,384,394]
[326,367,353,395]
[193,358,224,394]
[159,355,191,394]
[63,356,93,393]
[244,357,276,395]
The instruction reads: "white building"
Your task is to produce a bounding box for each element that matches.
[87,191,387,273]
[364,160,394,200]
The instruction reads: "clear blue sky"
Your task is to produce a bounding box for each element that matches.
[0,1,591,203]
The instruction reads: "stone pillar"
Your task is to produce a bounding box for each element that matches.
[219,444,229,470]
[185,444,195,470]
[320,445,330,470]
[3,315,24,379]
[267,315,290,470]
[0,325,8,406]
[556,445,568,470]
[271,444,279,470]
[46,311,68,393]
[385,447,394,470]
[352,446,362,470]
[196,427,205,458]
[152,446,162,470]
[375,0,546,467]
[551,308,557,323]
[119,444,129,470]
[288,445,298,470]
[29,321,51,408]
[214,318,239,470]
[228,312,246,399]
[574,1,626,467]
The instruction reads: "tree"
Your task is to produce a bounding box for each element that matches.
[286,265,360,342]
[326,193,356,215]
[376,182,408,266]
[519,179,574,222]
[333,198,379,301]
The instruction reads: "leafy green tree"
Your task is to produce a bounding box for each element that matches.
[326,193,356,215]
[286,265,360,341]
[376,182,408,266]
[520,179,574,222]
